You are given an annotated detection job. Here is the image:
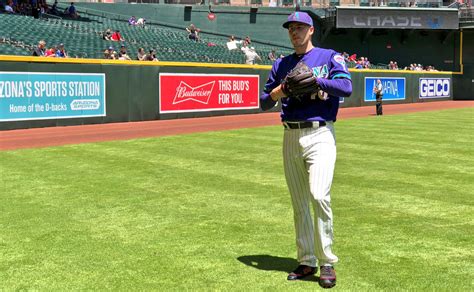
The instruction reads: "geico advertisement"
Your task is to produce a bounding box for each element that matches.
[159,73,259,113]
[0,72,106,122]
[419,78,450,99]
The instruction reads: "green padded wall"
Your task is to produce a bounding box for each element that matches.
[0,58,455,131]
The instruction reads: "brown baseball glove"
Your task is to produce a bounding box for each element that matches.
[281,61,320,97]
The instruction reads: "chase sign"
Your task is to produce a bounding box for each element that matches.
[336,7,459,30]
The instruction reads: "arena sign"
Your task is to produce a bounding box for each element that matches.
[159,73,259,113]
[364,77,406,101]
[0,72,106,122]
[336,7,459,30]
[419,78,450,99]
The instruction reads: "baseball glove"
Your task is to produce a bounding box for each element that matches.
[281,61,320,97]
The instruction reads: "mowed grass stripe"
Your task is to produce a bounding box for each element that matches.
[0,108,473,290]
[333,108,473,290]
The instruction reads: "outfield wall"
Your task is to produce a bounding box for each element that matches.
[0,56,453,130]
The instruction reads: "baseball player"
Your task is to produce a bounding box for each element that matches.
[260,12,352,288]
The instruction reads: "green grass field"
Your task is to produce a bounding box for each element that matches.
[1,108,473,290]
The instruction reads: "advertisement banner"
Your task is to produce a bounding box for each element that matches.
[419,78,450,99]
[336,7,459,30]
[364,77,406,101]
[0,72,106,122]
[159,73,259,113]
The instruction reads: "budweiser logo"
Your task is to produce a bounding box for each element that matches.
[173,81,215,105]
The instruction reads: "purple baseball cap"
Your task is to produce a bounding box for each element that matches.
[283,12,313,29]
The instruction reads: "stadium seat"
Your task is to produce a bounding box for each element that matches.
[0,11,293,64]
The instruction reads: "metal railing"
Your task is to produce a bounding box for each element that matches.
[459,7,474,22]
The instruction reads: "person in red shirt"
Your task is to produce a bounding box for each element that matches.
[111,30,124,42]
[45,46,57,57]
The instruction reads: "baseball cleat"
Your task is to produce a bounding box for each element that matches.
[319,265,336,288]
[287,265,317,280]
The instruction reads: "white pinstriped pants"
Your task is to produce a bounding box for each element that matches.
[283,123,339,267]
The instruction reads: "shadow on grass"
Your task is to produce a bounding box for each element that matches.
[237,254,319,282]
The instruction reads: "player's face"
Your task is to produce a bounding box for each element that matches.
[288,23,313,48]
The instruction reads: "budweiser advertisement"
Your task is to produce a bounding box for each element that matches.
[159,73,260,113]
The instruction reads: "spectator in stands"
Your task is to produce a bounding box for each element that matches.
[111,51,119,60]
[65,2,78,19]
[119,45,127,55]
[244,36,251,45]
[32,40,46,56]
[268,49,277,62]
[111,30,124,42]
[145,49,159,61]
[18,2,31,15]
[389,61,399,70]
[32,2,41,19]
[50,1,58,15]
[103,46,116,59]
[364,57,371,68]
[243,47,261,65]
[4,0,15,13]
[186,24,200,42]
[119,53,131,61]
[102,29,113,41]
[226,35,242,50]
[40,1,47,14]
[240,40,250,54]
[137,47,146,61]
[103,48,111,59]
[119,45,131,60]
[56,43,68,58]
[358,57,365,67]
[128,16,137,26]
[342,51,350,62]
[45,46,57,57]
[136,17,146,27]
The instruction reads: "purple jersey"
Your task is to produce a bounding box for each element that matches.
[260,47,352,122]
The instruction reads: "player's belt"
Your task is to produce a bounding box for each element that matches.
[283,121,326,130]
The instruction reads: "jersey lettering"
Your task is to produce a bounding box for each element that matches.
[312,65,329,78]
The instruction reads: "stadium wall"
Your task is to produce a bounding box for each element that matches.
[453,30,474,100]
[0,56,453,130]
[317,29,461,73]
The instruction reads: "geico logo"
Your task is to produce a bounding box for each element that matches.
[420,79,449,97]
